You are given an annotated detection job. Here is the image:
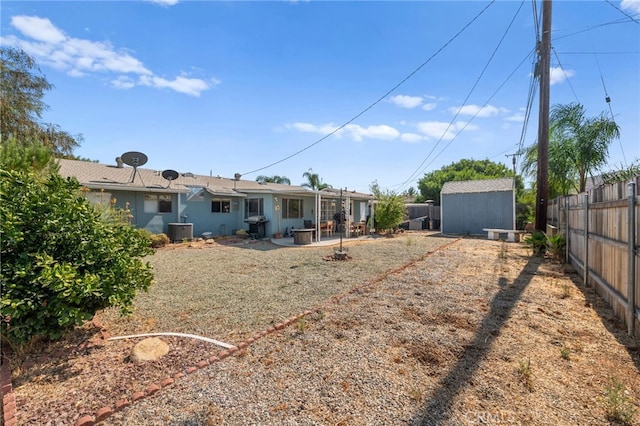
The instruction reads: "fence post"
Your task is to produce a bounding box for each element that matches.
[584,193,589,287]
[565,196,570,264]
[628,181,636,337]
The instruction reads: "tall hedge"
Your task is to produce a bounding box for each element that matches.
[0,168,154,344]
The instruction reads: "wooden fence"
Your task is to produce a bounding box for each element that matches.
[547,176,640,337]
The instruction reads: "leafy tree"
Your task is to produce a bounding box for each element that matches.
[601,158,640,186]
[0,165,154,345]
[417,158,520,204]
[256,175,291,185]
[0,47,82,156]
[0,137,58,174]
[401,186,418,202]
[301,168,331,190]
[522,102,620,195]
[370,181,406,232]
[516,187,536,230]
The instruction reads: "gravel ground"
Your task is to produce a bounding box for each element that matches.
[11,234,640,425]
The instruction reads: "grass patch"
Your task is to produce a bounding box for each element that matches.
[603,376,637,424]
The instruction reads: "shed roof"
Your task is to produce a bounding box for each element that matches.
[441,178,514,195]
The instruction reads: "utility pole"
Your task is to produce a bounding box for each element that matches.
[505,153,518,176]
[535,0,552,232]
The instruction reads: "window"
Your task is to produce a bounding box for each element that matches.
[244,198,264,218]
[212,199,231,213]
[86,191,112,206]
[144,194,172,213]
[282,198,303,219]
[320,199,335,221]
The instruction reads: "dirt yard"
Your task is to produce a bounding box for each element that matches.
[7,234,640,425]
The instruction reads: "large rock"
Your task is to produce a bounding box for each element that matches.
[130,337,169,363]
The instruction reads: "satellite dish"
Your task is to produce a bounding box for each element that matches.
[120,151,148,183]
[121,151,148,167]
[161,169,179,188]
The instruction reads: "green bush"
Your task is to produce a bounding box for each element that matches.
[369,182,406,233]
[149,232,170,248]
[547,233,566,260]
[0,168,155,344]
[525,231,548,256]
[524,231,566,260]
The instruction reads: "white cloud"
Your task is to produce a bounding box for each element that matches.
[286,122,400,142]
[422,103,437,111]
[416,121,457,140]
[449,104,502,118]
[285,122,341,135]
[11,16,66,43]
[505,113,525,123]
[416,120,475,140]
[111,76,136,90]
[6,15,215,96]
[138,74,213,97]
[344,124,400,142]
[147,0,180,6]
[549,66,575,85]
[389,95,423,109]
[621,0,640,14]
[400,133,424,143]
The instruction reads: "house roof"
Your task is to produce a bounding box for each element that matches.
[441,178,514,195]
[57,159,372,200]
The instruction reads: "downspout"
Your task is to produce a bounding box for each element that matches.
[177,192,182,223]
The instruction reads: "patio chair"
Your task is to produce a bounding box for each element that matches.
[321,220,334,237]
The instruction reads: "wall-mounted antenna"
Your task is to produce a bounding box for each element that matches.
[161,169,179,188]
[121,151,148,184]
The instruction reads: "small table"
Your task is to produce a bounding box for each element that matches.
[292,228,314,245]
[351,223,366,237]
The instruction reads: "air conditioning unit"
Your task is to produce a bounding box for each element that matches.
[168,223,193,242]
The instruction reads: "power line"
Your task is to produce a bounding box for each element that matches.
[515,48,539,159]
[605,0,640,25]
[588,32,628,166]
[532,0,541,42]
[553,17,633,41]
[552,47,580,103]
[240,1,497,177]
[556,51,639,55]
[511,0,542,162]
[425,50,535,179]
[393,0,526,191]
[391,47,536,192]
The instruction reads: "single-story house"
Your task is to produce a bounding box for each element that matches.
[57,158,373,241]
[440,178,515,236]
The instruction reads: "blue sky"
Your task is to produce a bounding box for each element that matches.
[1,0,639,193]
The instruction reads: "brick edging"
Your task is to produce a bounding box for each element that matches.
[1,351,17,426]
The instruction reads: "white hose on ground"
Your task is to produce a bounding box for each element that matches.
[108,332,236,349]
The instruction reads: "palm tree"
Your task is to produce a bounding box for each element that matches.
[255,175,291,185]
[301,168,331,190]
[522,102,620,196]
